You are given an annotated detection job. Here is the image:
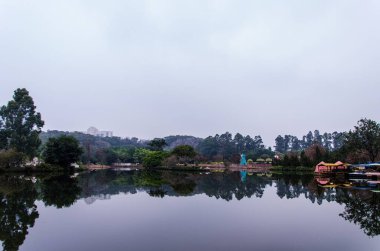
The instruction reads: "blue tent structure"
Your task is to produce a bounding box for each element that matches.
[240,153,247,166]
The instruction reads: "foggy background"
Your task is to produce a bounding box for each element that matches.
[1,0,379,146]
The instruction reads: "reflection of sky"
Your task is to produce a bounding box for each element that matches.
[22,187,379,251]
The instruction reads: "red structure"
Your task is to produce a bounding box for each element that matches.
[314,161,349,174]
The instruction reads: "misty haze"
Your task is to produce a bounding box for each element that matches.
[1,1,380,251]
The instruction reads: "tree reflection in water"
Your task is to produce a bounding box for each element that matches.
[337,190,380,237]
[0,174,81,251]
[41,175,81,208]
[0,176,39,251]
[78,170,380,237]
[2,170,380,251]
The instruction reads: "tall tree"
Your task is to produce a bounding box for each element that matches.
[305,131,314,148]
[283,135,292,152]
[291,136,301,151]
[0,88,44,157]
[275,135,285,153]
[0,119,7,149]
[233,133,245,153]
[314,130,322,145]
[148,138,167,151]
[322,132,332,150]
[43,135,83,167]
[172,145,197,158]
[345,118,380,162]
[171,145,197,164]
[253,136,265,150]
[332,131,345,150]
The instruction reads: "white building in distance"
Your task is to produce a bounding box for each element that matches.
[86,127,113,137]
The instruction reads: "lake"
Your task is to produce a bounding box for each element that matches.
[1,170,380,251]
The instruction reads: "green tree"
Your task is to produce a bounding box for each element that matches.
[0,119,8,149]
[171,145,197,165]
[143,151,168,168]
[300,150,311,167]
[133,148,152,163]
[345,118,380,162]
[43,135,83,167]
[148,138,167,151]
[275,135,285,153]
[305,131,314,148]
[0,149,26,169]
[172,145,197,158]
[0,88,44,157]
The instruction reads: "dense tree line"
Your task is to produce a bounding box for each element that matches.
[197,132,273,162]
[275,119,380,167]
[1,88,380,169]
[274,130,346,153]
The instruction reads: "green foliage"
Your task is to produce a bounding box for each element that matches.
[39,130,147,164]
[172,145,196,158]
[163,135,203,150]
[43,135,83,167]
[0,149,26,169]
[148,138,167,151]
[275,131,347,154]
[133,148,153,163]
[170,145,197,165]
[0,88,44,157]
[142,151,169,168]
[110,147,136,163]
[197,132,268,162]
[346,118,380,162]
[300,151,311,167]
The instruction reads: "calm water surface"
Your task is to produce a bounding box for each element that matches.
[1,170,380,251]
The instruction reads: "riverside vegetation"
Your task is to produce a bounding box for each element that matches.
[1,88,380,171]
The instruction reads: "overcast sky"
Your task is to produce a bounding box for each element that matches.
[1,0,379,146]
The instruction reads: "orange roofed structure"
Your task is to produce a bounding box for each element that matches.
[314,161,349,174]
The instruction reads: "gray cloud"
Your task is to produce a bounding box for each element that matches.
[1,0,379,146]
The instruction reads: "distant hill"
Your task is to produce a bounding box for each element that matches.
[40,131,203,150]
[40,130,147,149]
[164,135,203,150]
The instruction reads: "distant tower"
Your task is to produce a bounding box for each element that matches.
[240,153,247,166]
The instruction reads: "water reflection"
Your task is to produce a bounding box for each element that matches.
[41,175,81,208]
[337,190,380,237]
[1,170,380,250]
[0,176,39,251]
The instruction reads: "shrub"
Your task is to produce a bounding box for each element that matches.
[43,135,83,168]
[0,149,26,169]
[143,151,169,168]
